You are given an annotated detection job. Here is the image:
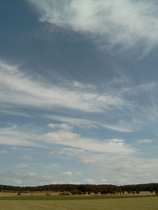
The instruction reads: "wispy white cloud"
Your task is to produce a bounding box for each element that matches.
[102,124,133,133]
[103,157,158,175]
[0,60,126,113]
[85,179,95,184]
[38,175,55,185]
[93,156,158,184]
[138,139,153,144]
[7,178,23,185]
[0,150,9,154]
[43,124,134,154]
[62,171,73,177]
[20,155,33,160]
[0,108,33,118]
[2,0,158,187]
[28,0,158,54]
[72,81,95,90]
[0,124,41,147]
[16,164,29,168]
[3,171,56,186]
[48,123,73,130]
[44,114,148,134]
[46,114,135,133]
[0,170,37,185]
[100,178,108,184]
[50,147,96,164]
[0,121,134,155]
[45,114,143,134]
[49,146,158,184]
[1,60,158,134]
[45,115,99,129]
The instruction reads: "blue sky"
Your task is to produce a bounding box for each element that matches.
[0,0,158,186]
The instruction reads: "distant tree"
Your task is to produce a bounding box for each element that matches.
[0,185,3,192]
[150,189,154,194]
[127,190,131,194]
[71,189,80,195]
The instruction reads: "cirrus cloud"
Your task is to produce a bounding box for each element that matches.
[0,150,9,155]
[138,139,153,144]
[28,0,158,54]
[0,60,126,113]
[43,124,134,154]
[62,171,73,177]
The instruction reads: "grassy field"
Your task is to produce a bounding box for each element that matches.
[0,194,157,210]
[0,197,157,210]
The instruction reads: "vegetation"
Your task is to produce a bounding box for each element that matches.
[0,197,158,210]
[1,183,158,210]
[0,183,158,195]
[0,194,155,201]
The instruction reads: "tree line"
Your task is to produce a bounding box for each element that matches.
[0,183,158,195]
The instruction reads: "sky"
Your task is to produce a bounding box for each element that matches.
[0,0,158,186]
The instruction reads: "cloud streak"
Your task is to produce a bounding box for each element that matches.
[43,124,134,154]
[0,124,41,147]
[49,146,158,184]
[0,60,127,113]
[1,59,158,135]
[0,150,9,154]
[28,0,158,54]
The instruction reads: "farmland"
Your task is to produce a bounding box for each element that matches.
[0,184,158,209]
[0,194,158,210]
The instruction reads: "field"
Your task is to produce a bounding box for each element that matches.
[0,194,158,210]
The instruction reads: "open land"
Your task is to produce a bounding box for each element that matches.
[0,193,157,210]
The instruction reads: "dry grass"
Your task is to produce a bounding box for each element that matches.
[0,191,59,197]
[0,196,158,210]
[0,191,153,197]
